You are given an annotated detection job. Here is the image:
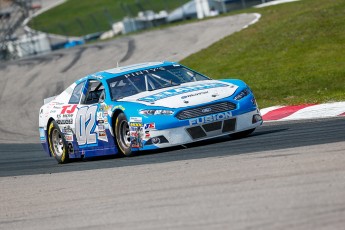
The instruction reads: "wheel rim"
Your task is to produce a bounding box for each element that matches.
[120,120,131,147]
[51,129,64,157]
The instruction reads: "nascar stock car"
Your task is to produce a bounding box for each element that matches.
[39,61,263,163]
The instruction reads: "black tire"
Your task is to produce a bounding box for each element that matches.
[48,120,69,163]
[115,113,132,156]
[230,128,255,139]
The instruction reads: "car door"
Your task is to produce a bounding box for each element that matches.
[73,79,105,149]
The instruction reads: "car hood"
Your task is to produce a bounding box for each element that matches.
[119,80,239,108]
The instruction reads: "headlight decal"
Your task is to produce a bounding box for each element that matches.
[139,109,174,115]
[234,88,251,100]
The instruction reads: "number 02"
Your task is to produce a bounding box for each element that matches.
[75,105,98,146]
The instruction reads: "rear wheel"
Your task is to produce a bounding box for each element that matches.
[115,113,132,156]
[230,128,255,139]
[48,121,69,163]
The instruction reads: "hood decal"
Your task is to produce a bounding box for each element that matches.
[138,82,229,102]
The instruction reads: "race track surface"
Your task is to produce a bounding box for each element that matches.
[1,11,344,230]
[1,118,345,229]
[0,118,344,177]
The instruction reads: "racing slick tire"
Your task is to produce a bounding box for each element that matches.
[115,113,132,156]
[48,120,69,164]
[230,128,255,139]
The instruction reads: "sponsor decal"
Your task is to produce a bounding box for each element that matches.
[91,75,103,80]
[123,67,165,78]
[39,128,46,142]
[65,134,74,142]
[181,91,208,99]
[49,101,64,106]
[113,105,126,111]
[99,104,112,112]
[99,131,106,137]
[98,130,108,142]
[63,125,73,134]
[129,126,139,132]
[130,131,138,137]
[202,108,212,113]
[97,112,109,125]
[130,122,143,127]
[131,139,141,148]
[138,83,228,102]
[130,117,142,122]
[57,119,73,125]
[57,114,73,119]
[144,123,155,129]
[189,112,232,126]
[98,125,105,131]
[130,126,144,148]
[61,105,77,114]
[97,112,104,120]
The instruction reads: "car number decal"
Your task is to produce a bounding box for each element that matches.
[75,105,98,147]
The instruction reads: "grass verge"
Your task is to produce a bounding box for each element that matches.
[181,0,345,108]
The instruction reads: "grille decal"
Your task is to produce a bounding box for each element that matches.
[176,102,236,120]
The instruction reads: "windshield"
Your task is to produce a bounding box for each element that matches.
[107,65,210,100]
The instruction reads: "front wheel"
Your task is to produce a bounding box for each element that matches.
[115,113,132,156]
[230,128,255,139]
[48,121,69,163]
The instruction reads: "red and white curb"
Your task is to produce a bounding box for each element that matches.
[261,102,345,121]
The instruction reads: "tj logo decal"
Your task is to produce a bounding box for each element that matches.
[61,105,77,114]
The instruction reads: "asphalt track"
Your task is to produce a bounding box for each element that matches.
[1,118,345,229]
[1,9,345,229]
[0,118,344,177]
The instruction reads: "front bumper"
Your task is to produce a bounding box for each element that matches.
[135,109,262,151]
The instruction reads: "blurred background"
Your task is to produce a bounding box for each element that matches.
[0,0,273,60]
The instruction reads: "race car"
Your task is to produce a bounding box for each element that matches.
[39,61,263,163]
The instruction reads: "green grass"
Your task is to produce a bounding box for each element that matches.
[181,0,345,108]
[29,0,189,36]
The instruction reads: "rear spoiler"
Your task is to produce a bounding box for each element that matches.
[43,96,56,105]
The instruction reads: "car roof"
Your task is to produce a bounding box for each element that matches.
[85,61,177,82]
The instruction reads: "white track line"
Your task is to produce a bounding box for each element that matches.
[254,0,300,8]
[242,13,261,29]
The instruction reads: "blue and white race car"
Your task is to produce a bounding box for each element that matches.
[39,61,262,163]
